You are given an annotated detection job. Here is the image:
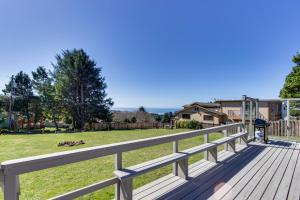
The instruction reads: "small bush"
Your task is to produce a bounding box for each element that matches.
[176,120,202,129]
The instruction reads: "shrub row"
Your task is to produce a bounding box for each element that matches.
[176,120,203,129]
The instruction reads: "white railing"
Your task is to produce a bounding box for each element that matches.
[0,123,247,200]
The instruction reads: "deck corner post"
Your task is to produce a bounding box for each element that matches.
[120,178,133,200]
[177,158,189,180]
[3,173,20,200]
[207,147,217,163]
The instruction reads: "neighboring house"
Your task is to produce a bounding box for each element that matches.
[175,102,227,125]
[176,99,282,124]
[216,99,282,121]
[112,111,156,123]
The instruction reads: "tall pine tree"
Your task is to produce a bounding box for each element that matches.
[32,66,61,130]
[53,49,113,130]
[3,71,33,128]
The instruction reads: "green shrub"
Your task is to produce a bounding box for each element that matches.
[176,120,202,129]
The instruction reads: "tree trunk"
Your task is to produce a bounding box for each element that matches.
[26,103,30,131]
[53,118,58,131]
[80,84,85,131]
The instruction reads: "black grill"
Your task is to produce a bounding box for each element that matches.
[254,119,270,128]
[253,118,270,143]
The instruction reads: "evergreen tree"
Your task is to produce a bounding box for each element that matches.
[3,71,33,128]
[280,53,300,116]
[53,49,113,130]
[131,116,137,123]
[138,106,146,112]
[162,112,174,123]
[280,53,300,98]
[32,66,60,130]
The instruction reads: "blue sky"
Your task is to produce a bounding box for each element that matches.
[0,0,299,108]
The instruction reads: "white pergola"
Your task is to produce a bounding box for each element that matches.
[241,96,300,139]
[241,95,259,137]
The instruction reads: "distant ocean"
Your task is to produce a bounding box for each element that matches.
[113,107,180,115]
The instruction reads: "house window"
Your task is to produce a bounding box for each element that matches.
[195,107,199,111]
[182,114,191,119]
[203,115,213,121]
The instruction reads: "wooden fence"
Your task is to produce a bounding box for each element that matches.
[0,123,247,200]
[90,122,167,130]
[268,120,300,137]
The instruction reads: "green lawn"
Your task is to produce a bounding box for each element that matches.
[0,129,223,200]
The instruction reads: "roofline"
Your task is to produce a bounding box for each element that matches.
[176,104,225,116]
[183,102,220,108]
[216,99,282,102]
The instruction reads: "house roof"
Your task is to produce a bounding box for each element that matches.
[215,99,282,103]
[183,102,220,108]
[176,104,226,116]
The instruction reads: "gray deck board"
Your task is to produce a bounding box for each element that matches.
[206,144,274,200]
[131,141,300,200]
[260,143,297,200]
[287,144,300,200]
[233,145,287,200]
[274,143,299,200]
[181,147,264,200]
[253,145,294,200]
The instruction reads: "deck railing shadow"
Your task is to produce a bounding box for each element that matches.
[268,140,293,147]
[157,144,268,200]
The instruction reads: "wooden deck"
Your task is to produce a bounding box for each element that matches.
[133,141,300,200]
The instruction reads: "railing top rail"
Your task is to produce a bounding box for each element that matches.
[0,123,243,175]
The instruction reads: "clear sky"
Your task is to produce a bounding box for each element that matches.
[0,0,299,108]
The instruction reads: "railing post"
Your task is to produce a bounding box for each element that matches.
[287,99,290,140]
[204,133,217,163]
[207,148,217,163]
[227,140,236,152]
[237,126,242,144]
[120,179,132,200]
[204,133,209,160]
[172,141,178,176]
[177,158,189,180]
[115,152,132,200]
[255,100,259,119]
[0,169,3,192]
[223,129,228,151]
[241,133,249,146]
[115,152,122,200]
[2,173,20,200]
[249,101,253,139]
[172,140,188,180]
